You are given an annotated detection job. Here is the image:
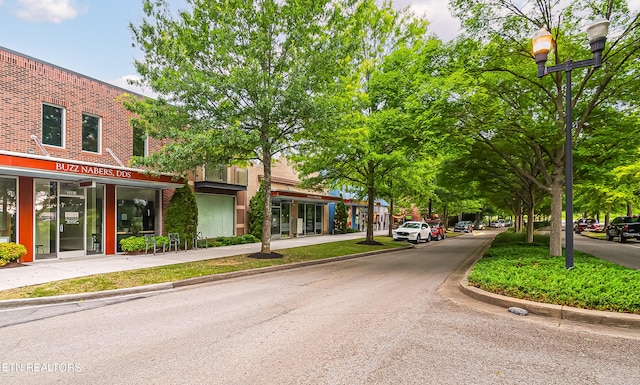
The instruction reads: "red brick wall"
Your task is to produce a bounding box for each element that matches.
[0,48,162,165]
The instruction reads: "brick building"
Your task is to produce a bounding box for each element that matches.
[0,46,186,261]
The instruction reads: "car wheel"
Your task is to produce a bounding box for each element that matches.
[436,234,442,241]
[619,235,627,243]
[415,234,421,244]
[606,233,613,241]
[427,234,432,242]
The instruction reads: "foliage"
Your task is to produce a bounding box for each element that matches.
[119,236,147,253]
[211,234,260,247]
[441,0,640,256]
[0,242,27,266]
[294,1,437,243]
[334,196,349,234]
[165,182,199,243]
[468,232,640,314]
[126,0,360,254]
[248,181,265,239]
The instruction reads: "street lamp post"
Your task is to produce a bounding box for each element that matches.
[532,17,609,269]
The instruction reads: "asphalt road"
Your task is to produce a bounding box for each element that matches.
[573,233,640,269]
[1,231,639,385]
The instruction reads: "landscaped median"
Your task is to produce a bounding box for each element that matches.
[466,232,640,315]
[0,236,409,304]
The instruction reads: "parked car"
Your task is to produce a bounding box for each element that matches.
[472,221,485,230]
[425,220,446,241]
[489,219,506,228]
[454,221,473,233]
[605,216,640,243]
[392,221,432,243]
[573,218,601,234]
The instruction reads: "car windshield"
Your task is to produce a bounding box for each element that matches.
[401,222,420,229]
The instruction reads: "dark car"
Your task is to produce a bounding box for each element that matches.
[606,216,640,243]
[573,218,601,234]
[472,221,485,230]
[425,220,446,241]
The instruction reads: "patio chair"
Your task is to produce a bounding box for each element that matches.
[168,233,180,253]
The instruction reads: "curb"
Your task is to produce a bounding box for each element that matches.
[0,245,413,309]
[455,247,640,331]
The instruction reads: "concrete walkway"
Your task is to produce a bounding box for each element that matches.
[0,230,390,291]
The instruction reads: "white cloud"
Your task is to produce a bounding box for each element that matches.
[109,75,158,98]
[16,0,84,23]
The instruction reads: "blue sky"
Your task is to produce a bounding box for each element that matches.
[7,0,632,96]
[0,0,462,94]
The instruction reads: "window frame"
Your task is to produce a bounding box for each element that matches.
[81,112,102,153]
[41,103,65,148]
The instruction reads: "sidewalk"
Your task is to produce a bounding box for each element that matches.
[0,230,390,291]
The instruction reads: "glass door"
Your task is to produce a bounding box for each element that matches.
[59,187,85,258]
[271,207,281,239]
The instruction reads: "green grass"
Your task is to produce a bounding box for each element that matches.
[581,231,607,240]
[0,237,406,300]
[468,232,640,314]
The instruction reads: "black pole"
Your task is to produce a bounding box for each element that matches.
[565,64,574,269]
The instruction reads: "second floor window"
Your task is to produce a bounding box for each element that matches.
[42,103,64,147]
[133,125,146,157]
[82,113,101,153]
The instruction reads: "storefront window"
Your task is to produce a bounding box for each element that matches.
[86,185,104,254]
[34,180,57,259]
[116,187,157,251]
[315,205,322,235]
[0,178,17,243]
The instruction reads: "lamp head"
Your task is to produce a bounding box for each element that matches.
[532,27,552,77]
[587,16,609,68]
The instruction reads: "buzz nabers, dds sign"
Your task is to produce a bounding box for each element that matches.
[55,162,132,179]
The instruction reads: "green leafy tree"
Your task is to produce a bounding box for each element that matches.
[125,0,357,256]
[248,182,265,239]
[295,1,435,244]
[442,0,640,257]
[165,182,199,244]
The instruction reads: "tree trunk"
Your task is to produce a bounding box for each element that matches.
[527,204,535,243]
[549,175,563,257]
[388,196,394,237]
[366,184,375,242]
[261,148,272,254]
[627,203,633,216]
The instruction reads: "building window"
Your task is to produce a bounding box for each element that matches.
[0,178,17,243]
[42,103,64,147]
[82,113,101,153]
[133,125,147,157]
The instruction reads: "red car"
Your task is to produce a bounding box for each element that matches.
[573,218,601,234]
[425,220,446,241]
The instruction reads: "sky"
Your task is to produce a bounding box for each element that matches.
[0,0,463,95]
[0,0,635,96]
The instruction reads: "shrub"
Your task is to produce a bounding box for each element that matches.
[165,182,199,244]
[248,181,265,239]
[0,242,27,266]
[119,236,147,253]
[334,196,349,233]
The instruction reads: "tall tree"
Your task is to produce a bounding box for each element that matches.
[294,1,435,244]
[447,0,640,257]
[125,0,356,256]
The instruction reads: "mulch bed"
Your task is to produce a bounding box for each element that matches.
[0,261,25,269]
[248,252,284,259]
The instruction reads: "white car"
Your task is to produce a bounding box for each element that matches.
[392,221,432,243]
[490,219,506,228]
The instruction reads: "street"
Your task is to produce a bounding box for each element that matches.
[1,231,639,385]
